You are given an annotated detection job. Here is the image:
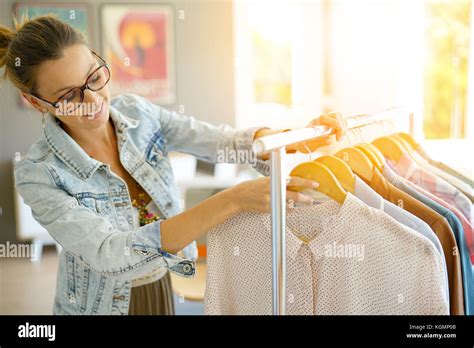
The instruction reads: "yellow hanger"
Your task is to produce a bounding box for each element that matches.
[392,134,427,168]
[289,162,347,204]
[360,143,386,166]
[355,144,382,171]
[389,135,414,156]
[372,136,406,164]
[396,132,418,150]
[335,147,374,182]
[314,155,355,193]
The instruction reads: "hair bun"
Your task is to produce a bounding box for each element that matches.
[0,25,17,67]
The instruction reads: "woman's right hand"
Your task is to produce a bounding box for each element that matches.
[230,176,319,213]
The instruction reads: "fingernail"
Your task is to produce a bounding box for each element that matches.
[312,182,319,188]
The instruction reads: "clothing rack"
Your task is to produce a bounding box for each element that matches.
[252,107,413,315]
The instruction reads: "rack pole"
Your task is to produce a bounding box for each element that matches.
[270,147,287,315]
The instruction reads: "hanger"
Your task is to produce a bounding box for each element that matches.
[289,162,347,204]
[314,155,355,193]
[396,132,418,150]
[372,136,406,164]
[392,134,428,168]
[393,134,413,151]
[389,135,414,155]
[355,144,383,171]
[335,147,374,182]
[360,143,386,166]
[288,143,347,204]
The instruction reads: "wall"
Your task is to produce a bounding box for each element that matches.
[0,0,235,244]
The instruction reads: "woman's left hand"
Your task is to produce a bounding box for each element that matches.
[255,112,347,160]
[292,112,347,154]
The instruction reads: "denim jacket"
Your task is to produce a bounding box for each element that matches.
[14,93,270,315]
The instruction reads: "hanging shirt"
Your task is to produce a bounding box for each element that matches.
[355,176,444,256]
[205,193,449,315]
[388,154,472,223]
[353,176,449,306]
[366,168,465,315]
[382,165,473,315]
[410,150,473,203]
[384,163,473,264]
[414,143,474,191]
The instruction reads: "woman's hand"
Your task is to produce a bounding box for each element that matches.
[292,112,346,153]
[230,176,319,213]
[255,112,346,159]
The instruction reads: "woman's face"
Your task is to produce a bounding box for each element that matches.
[24,44,111,131]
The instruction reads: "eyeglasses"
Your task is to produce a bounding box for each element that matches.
[30,50,111,116]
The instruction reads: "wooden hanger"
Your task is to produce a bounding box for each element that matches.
[389,135,413,155]
[355,144,383,171]
[362,143,386,166]
[372,136,406,164]
[335,147,374,182]
[393,134,412,150]
[392,134,427,167]
[396,132,418,150]
[314,155,355,193]
[289,162,347,204]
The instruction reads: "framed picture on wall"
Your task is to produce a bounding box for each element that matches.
[100,4,176,105]
[13,2,94,109]
[14,2,94,44]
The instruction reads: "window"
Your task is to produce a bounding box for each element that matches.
[233,0,323,131]
[424,0,471,139]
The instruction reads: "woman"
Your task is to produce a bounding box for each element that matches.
[0,15,345,315]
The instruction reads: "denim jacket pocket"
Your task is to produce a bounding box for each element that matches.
[144,131,174,182]
[65,252,90,313]
[145,130,168,164]
[74,193,112,217]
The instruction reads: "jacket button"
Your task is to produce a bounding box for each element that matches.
[68,293,76,303]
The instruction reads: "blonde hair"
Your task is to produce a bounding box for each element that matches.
[0,14,86,93]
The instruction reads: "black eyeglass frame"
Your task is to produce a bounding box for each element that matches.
[28,50,110,114]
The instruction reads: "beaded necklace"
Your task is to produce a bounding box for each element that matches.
[131,189,160,226]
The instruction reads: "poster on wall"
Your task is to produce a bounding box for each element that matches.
[100,4,176,105]
[14,2,93,109]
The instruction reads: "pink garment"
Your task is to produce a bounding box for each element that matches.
[404,179,474,264]
[390,155,472,223]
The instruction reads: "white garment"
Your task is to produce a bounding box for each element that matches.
[131,201,168,287]
[205,193,448,315]
[353,176,450,307]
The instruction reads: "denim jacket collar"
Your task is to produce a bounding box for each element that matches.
[42,105,140,180]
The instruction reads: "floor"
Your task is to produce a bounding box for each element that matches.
[0,246,205,315]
